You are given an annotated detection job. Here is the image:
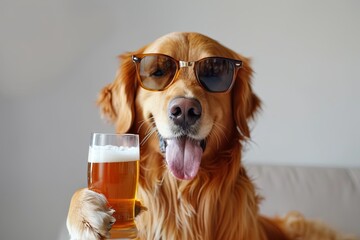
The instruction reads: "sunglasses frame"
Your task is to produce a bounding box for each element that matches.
[132,53,243,93]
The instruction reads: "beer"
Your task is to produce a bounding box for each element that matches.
[87,134,139,237]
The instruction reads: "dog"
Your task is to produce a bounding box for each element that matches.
[67,32,352,240]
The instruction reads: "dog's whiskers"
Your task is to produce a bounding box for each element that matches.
[141,127,157,146]
[137,119,148,133]
[137,117,158,146]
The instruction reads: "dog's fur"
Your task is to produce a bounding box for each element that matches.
[67,32,351,240]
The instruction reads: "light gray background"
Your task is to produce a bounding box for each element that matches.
[0,0,359,239]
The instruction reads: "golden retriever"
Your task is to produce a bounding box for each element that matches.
[66,32,351,240]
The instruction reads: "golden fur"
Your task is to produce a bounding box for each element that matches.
[67,32,352,240]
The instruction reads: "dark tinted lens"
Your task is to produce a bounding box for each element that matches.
[139,55,177,90]
[196,58,235,92]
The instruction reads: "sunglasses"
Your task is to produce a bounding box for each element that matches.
[132,54,243,93]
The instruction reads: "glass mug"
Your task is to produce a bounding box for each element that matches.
[88,133,140,239]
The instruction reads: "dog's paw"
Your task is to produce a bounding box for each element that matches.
[282,211,306,238]
[67,188,115,240]
[282,211,358,240]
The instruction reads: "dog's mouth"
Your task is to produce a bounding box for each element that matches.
[159,134,206,180]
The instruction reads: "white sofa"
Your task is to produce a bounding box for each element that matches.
[247,164,360,238]
[59,164,360,239]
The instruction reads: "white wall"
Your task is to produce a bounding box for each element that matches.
[0,0,359,239]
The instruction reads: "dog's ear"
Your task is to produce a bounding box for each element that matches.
[97,52,137,133]
[232,56,261,140]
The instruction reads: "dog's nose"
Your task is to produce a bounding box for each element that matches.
[168,97,202,127]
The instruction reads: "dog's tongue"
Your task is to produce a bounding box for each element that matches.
[165,137,203,180]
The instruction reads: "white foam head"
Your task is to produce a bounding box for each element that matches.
[88,145,139,163]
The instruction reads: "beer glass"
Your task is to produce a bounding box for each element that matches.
[88,133,139,239]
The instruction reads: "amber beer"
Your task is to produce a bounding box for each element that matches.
[87,133,139,238]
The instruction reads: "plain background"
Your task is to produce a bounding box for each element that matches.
[0,0,359,239]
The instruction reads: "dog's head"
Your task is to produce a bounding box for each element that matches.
[97,32,260,180]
